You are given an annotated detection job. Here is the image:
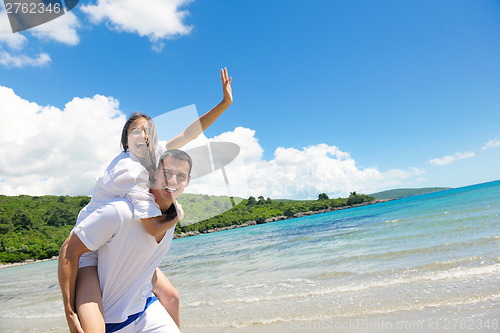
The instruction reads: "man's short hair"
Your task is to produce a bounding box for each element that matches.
[158,149,193,176]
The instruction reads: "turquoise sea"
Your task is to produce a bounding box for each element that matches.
[1,181,499,332]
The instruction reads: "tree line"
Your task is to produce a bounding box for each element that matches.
[177,192,375,233]
[0,192,374,263]
[0,195,90,263]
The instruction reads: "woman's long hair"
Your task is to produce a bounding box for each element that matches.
[121,112,158,186]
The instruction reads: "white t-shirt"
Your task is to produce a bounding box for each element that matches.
[76,145,167,267]
[79,144,167,223]
[73,199,175,324]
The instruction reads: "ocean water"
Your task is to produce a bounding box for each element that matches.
[0,181,499,332]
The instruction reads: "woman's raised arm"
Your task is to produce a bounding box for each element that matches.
[166,68,233,150]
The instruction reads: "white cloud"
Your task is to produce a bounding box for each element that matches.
[1,0,193,66]
[482,138,500,151]
[0,85,125,195]
[0,7,79,68]
[429,151,475,166]
[81,0,193,50]
[0,50,51,67]
[0,32,27,50]
[0,8,28,51]
[0,88,425,199]
[186,127,425,199]
[1,5,80,45]
[0,15,27,50]
[30,11,81,45]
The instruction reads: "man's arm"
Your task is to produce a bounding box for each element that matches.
[166,68,233,150]
[58,234,91,333]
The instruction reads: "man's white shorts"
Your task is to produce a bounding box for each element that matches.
[114,300,180,333]
[79,251,98,268]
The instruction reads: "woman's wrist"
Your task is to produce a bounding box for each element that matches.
[161,204,177,220]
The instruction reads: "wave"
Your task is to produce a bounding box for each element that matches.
[185,316,290,329]
[318,236,500,267]
[183,293,500,329]
[291,293,500,321]
[183,263,500,306]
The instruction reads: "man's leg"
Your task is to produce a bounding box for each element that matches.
[135,299,180,333]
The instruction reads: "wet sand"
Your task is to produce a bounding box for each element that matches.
[7,304,498,333]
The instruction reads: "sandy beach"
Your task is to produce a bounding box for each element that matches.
[1,303,498,333]
[183,309,500,333]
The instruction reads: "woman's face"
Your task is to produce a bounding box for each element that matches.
[127,117,149,158]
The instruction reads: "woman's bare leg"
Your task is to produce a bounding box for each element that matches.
[75,266,105,333]
[152,268,180,328]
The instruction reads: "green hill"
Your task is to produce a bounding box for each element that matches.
[176,193,244,226]
[0,195,90,263]
[0,192,376,263]
[178,192,375,234]
[370,187,451,200]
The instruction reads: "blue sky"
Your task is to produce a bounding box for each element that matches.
[0,0,499,199]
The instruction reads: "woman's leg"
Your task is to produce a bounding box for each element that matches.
[75,266,105,333]
[152,268,180,328]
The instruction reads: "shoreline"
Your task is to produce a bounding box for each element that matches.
[0,256,58,269]
[3,299,496,333]
[181,303,500,333]
[174,199,392,239]
[0,200,392,267]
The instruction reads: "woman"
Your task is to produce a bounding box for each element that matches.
[70,68,233,332]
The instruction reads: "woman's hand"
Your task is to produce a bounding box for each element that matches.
[221,67,233,105]
[165,67,234,150]
[65,311,84,333]
[173,201,184,222]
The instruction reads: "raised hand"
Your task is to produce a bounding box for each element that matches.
[221,67,233,105]
[165,67,234,150]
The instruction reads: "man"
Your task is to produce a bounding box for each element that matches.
[59,149,192,333]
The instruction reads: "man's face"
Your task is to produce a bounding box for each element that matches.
[151,156,191,205]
